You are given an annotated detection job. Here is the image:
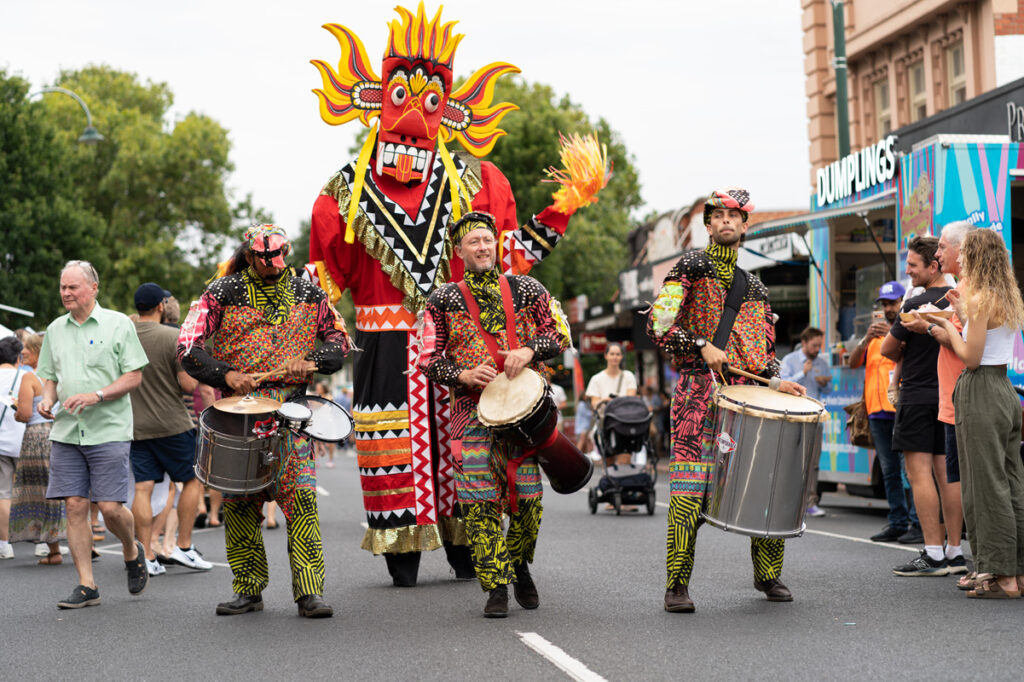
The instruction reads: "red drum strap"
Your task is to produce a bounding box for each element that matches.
[505,427,558,513]
[456,275,519,372]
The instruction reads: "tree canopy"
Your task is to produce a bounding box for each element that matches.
[0,65,268,330]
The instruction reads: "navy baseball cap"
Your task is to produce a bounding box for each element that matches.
[134,282,171,311]
[876,281,906,301]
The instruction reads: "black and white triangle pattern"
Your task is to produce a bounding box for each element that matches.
[517,215,563,262]
[341,153,467,298]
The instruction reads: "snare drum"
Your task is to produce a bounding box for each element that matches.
[195,396,283,494]
[287,395,354,443]
[478,369,593,494]
[702,385,827,539]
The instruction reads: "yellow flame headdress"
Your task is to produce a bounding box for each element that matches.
[311,3,520,158]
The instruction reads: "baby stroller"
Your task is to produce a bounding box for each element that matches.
[587,395,658,515]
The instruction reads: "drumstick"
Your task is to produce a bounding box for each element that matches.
[725,365,771,386]
[251,356,304,382]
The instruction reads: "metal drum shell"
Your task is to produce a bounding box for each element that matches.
[194,407,280,495]
[702,386,826,539]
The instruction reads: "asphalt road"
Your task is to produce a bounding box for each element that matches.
[3,454,1023,681]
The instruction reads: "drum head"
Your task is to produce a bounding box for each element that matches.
[214,395,281,414]
[277,402,312,422]
[289,395,353,442]
[717,384,825,421]
[477,368,545,427]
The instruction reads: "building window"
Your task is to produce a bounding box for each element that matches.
[946,41,966,106]
[874,77,891,139]
[909,60,927,122]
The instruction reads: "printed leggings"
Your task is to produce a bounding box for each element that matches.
[666,494,784,588]
[463,499,543,591]
[224,487,325,600]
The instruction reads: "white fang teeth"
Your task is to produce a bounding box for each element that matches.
[383,143,395,164]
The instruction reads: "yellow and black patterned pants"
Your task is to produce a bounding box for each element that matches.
[224,487,325,601]
[666,495,784,589]
[464,499,543,591]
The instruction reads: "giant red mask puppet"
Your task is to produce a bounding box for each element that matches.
[312,3,517,187]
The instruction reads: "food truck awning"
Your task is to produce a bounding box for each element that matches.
[746,188,897,239]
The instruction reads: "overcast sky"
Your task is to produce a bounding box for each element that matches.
[2,0,811,236]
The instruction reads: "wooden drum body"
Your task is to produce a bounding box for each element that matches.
[702,385,826,539]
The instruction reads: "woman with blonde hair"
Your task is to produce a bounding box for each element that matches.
[928,228,1024,598]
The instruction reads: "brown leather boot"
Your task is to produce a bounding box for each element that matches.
[484,585,509,618]
[754,577,793,602]
[513,562,539,610]
[664,584,695,613]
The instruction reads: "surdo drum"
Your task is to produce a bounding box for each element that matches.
[194,394,354,494]
[702,384,827,539]
[477,368,593,494]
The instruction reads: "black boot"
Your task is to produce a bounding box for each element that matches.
[216,593,263,616]
[484,585,509,618]
[513,562,539,609]
[753,578,793,602]
[444,541,476,581]
[664,584,694,613]
[296,594,334,618]
[384,551,421,587]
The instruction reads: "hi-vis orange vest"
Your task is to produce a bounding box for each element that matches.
[864,337,896,414]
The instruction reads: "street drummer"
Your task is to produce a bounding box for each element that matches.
[176,225,350,618]
[647,188,805,614]
[417,212,570,618]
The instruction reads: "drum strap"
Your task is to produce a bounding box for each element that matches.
[457,275,519,371]
[711,266,747,352]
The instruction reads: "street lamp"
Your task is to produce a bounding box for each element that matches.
[29,86,105,144]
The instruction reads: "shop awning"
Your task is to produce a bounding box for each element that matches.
[746,188,897,239]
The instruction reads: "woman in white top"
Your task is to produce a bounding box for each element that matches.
[0,335,33,560]
[928,228,1024,599]
[585,343,637,467]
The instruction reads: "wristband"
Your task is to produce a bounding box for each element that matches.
[926,323,937,337]
[769,377,782,391]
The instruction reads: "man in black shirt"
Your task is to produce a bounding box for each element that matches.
[881,235,964,576]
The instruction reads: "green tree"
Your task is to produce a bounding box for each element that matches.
[0,71,107,330]
[42,65,268,312]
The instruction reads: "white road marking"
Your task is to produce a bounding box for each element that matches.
[316,485,331,496]
[656,502,918,553]
[518,632,607,682]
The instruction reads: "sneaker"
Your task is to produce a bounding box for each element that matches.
[0,544,14,559]
[870,525,907,542]
[166,544,213,570]
[947,554,968,575]
[805,505,826,518]
[897,524,924,544]
[57,584,101,609]
[893,550,950,576]
[146,557,166,576]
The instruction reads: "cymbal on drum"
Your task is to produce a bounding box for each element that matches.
[213,395,282,414]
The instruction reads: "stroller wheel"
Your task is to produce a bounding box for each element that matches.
[588,487,597,514]
[613,491,622,516]
[646,489,656,516]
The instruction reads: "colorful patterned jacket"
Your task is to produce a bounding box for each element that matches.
[417,274,568,397]
[647,250,780,378]
[177,271,349,390]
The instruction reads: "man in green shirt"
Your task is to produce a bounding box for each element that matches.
[37,260,150,609]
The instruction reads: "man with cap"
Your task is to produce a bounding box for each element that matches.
[647,188,805,613]
[848,280,919,543]
[177,225,350,617]
[417,212,570,618]
[128,283,211,576]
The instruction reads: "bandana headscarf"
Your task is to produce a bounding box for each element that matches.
[451,211,498,246]
[464,268,504,334]
[244,224,291,269]
[702,187,755,226]
[705,242,738,290]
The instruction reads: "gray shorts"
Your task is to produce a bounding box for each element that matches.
[47,441,131,502]
[0,455,15,499]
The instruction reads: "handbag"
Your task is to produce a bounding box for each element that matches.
[843,398,874,448]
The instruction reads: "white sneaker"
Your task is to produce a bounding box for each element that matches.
[0,544,13,559]
[167,545,213,570]
[146,557,166,576]
[36,543,71,557]
[806,505,827,518]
